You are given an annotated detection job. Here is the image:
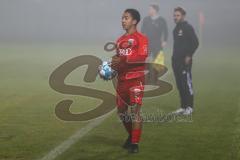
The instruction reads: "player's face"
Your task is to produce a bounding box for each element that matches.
[122,12,137,30]
[174,11,185,24]
[148,6,157,17]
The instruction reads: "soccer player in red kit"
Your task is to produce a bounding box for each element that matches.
[111,9,148,153]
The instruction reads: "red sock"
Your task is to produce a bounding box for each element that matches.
[123,121,132,135]
[131,129,142,144]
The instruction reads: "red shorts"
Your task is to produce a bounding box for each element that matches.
[116,77,145,108]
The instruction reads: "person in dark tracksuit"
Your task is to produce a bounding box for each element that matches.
[172,7,199,115]
[141,4,168,83]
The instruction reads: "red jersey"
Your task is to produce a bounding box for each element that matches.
[115,31,148,80]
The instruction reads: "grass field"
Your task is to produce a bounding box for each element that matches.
[0,45,239,160]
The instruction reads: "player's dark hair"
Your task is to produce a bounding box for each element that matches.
[124,8,141,25]
[150,4,159,12]
[174,7,186,16]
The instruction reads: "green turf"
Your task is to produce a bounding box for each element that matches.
[0,45,239,160]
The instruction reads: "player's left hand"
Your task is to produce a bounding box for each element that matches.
[185,56,192,65]
[111,55,120,69]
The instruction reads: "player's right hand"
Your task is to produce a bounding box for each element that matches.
[161,41,167,48]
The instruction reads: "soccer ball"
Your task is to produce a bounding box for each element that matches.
[98,61,117,80]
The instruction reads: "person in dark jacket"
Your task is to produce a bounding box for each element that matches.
[141,4,168,83]
[172,7,199,115]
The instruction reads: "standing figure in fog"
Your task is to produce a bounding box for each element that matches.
[172,7,199,115]
[141,4,168,83]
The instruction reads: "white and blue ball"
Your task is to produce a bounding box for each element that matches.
[98,61,117,80]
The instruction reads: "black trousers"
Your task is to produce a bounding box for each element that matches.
[172,58,194,108]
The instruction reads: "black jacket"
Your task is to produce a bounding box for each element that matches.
[173,21,199,59]
[141,16,168,55]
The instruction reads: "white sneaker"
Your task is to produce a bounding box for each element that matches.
[182,107,193,115]
[172,108,185,115]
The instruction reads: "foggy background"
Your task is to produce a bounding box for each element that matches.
[0,0,239,47]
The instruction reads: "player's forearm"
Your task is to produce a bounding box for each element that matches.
[126,55,147,64]
[163,28,168,42]
[186,35,199,56]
